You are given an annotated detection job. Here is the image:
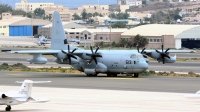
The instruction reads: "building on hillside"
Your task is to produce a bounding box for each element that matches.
[117,0,142,6]
[0,16,50,36]
[1,12,12,20]
[38,22,87,37]
[121,24,200,49]
[44,6,71,21]
[15,0,56,12]
[70,5,109,17]
[64,28,127,46]
[92,16,110,25]
[109,4,129,13]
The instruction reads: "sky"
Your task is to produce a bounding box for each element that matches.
[0,0,117,8]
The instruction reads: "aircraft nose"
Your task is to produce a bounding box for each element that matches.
[141,62,148,70]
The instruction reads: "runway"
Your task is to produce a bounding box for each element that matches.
[0,71,200,93]
[0,71,199,112]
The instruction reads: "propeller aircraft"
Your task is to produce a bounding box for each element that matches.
[2,11,195,78]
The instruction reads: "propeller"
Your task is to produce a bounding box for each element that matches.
[61,44,77,65]
[137,45,147,58]
[155,44,170,64]
[86,46,102,65]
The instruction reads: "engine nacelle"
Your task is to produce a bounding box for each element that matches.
[95,63,107,73]
[1,94,7,98]
[81,53,91,60]
[27,57,47,64]
[84,69,96,75]
[149,52,160,59]
[157,56,176,63]
[56,52,67,60]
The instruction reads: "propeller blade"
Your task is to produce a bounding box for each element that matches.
[86,53,92,56]
[88,59,93,65]
[162,57,165,64]
[72,48,77,53]
[156,50,161,54]
[95,54,102,57]
[143,55,147,58]
[163,54,171,59]
[141,48,145,53]
[68,45,70,53]
[61,50,67,54]
[90,46,94,54]
[162,44,163,53]
[94,57,98,65]
[70,55,77,59]
[165,48,170,53]
[95,46,100,53]
[137,45,140,53]
[69,57,71,65]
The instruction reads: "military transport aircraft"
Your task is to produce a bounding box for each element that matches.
[0,80,50,111]
[2,11,194,78]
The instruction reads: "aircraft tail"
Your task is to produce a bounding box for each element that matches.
[16,80,51,97]
[50,11,68,50]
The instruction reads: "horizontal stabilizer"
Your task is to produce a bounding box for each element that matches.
[185,94,200,98]
[28,97,50,103]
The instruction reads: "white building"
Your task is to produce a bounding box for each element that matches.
[117,0,142,6]
[15,0,54,12]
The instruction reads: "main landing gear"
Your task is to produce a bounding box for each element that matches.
[86,74,98,77]
[132,73,139,78]
[107,73,117,77]
[5,105,11,111]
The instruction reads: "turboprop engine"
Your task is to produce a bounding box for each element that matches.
[27,54,47,64]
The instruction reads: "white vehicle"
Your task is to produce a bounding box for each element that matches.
[185,90,200,98]
[0,80,51,111]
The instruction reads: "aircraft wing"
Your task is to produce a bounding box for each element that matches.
[144,50,196,54]
[4,50,59,54]
[28,97,50,103]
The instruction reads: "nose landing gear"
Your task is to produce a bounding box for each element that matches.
[132,73,139,78]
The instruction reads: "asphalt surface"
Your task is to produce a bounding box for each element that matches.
[0,71,200,93]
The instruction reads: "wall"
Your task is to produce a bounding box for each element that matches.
[0,24,9,36]
[9,26,32,36]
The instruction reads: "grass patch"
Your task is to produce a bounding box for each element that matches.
[0,63,82,73]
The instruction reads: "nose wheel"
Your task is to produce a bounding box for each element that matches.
[5,105,11,111]
[132,73,139,78]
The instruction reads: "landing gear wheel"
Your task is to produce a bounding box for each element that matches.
[5,105,11,111]
[107,73,117,77]
[132,73,139,78]
[112,74,117,77]
[87,74,91,77]
[92,74,98,77]
[107,74,111,77]
[86,74,98,77]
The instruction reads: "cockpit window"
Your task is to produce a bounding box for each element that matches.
[130,54,136,58]
[130,54,143,59]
